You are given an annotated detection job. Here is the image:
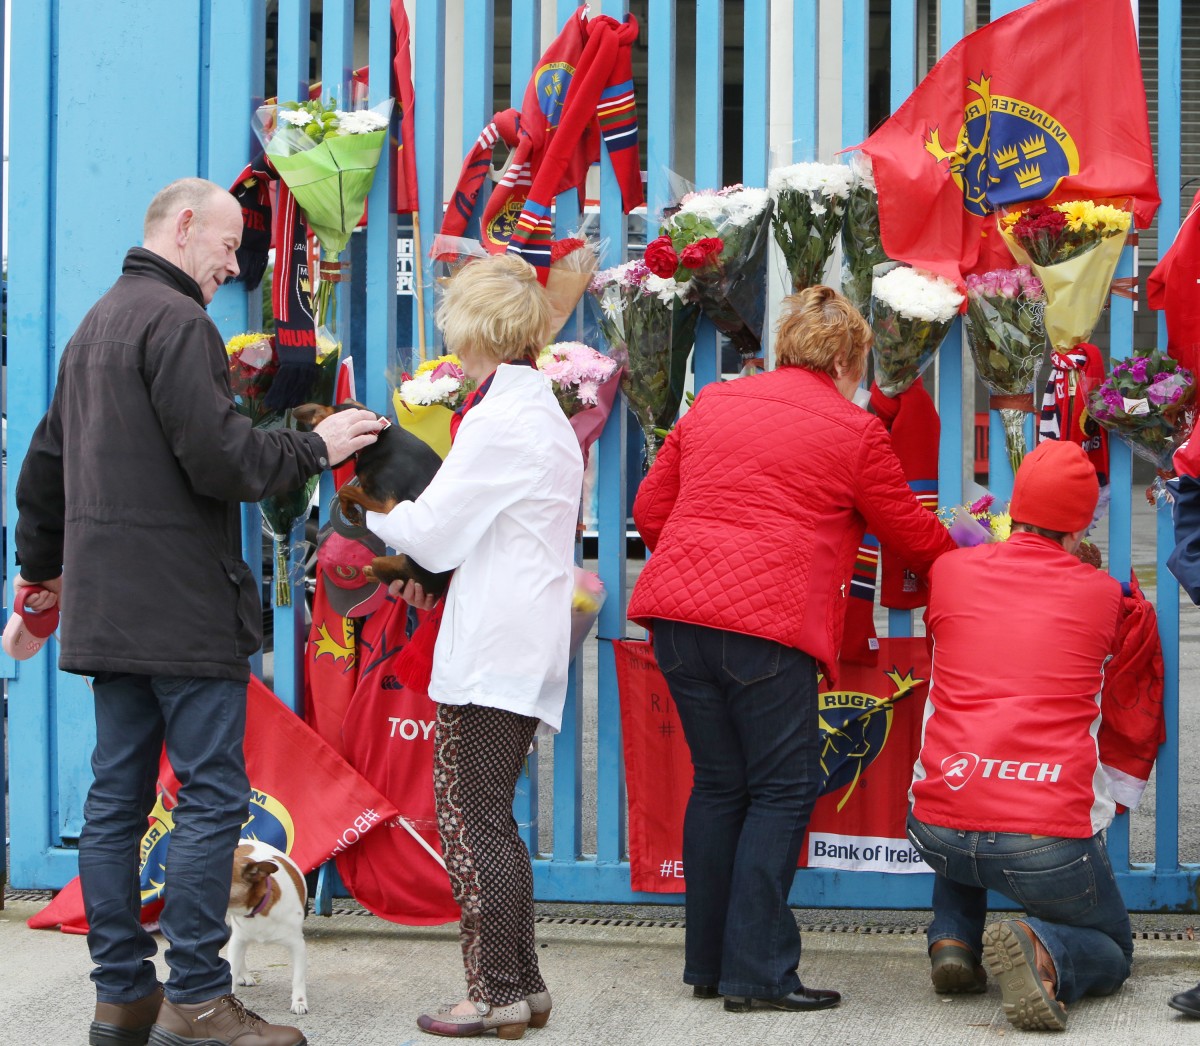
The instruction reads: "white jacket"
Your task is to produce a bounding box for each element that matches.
[366,364,584,732]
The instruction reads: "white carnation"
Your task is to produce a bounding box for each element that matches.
[871,266,964,322]
[767,161,854,200]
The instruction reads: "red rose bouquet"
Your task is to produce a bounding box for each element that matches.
[658,183,774,362]
[226,332,281,428]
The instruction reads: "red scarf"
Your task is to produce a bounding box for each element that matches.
[1038,343,1110,485]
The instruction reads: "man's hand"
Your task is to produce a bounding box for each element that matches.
[14,573,61,612]
[389,578,439,610]
[314,408,385,467]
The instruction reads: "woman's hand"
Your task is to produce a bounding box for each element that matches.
[389,578,439,610]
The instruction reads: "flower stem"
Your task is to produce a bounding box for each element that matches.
[274,538,292,607]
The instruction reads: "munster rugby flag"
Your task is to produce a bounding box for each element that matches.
[858,0,1158,285]
[616,638,932,893]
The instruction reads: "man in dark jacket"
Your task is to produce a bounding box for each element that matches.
[13,178,381,1046]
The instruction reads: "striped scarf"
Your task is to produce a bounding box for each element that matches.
[1038,343,1109,485]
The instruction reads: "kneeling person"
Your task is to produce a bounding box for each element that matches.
[907,440,1132,1031]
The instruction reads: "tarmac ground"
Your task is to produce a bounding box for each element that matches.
[5,892,1200,1046]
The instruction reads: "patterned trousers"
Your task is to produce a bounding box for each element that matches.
[434,702,547,1007]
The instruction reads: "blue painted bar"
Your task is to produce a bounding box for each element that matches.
[552,0,583,246]
[888,0,916,113]
[791,1,818,159]
[1157,0,1183,875]
[320,0,354,353]
[276,0,310,102]
[510,1,541,104]
[741,0,770,189]
[841,0,868,148]
[365,0,398,411]
[595,0,631,869]
[460,0,496,236]
[692,0,723,389]
[988,412,1015,501]
[415,2,447,360]
[646,0,676,216]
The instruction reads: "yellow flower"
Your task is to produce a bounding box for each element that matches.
[1054,200,1096,232]
[1000,211,1021,228]
[991,512,1012,542]
[1091,205,1132,235]
[416,353,462,375]
[225,331,272,357]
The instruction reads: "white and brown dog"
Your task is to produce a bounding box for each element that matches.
[227,839,309,1015]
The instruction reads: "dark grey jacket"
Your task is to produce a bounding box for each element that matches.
[15,248,329,680]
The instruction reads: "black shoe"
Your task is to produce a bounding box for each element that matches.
[1169,984,1200,1017]
[692,985,720,999]
[724,986,841,1012]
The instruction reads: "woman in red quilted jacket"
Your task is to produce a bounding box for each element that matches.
[628,285,956,1014]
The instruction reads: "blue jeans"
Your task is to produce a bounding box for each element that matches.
[906,813,1133,1004]
[653,619,821,998]
[79,673,250,1004]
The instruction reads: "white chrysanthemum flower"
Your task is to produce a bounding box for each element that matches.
[767,161,854,200]
[336,109,388,134]
[676,193,728,223]
[850,151,877,193]
[644,273,688,303]
[720,187,771,226]
[872,266,964,322]
[279,109,314,128]
[399,372,463,406]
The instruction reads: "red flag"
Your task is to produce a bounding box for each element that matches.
[303,578,360,757]
[335,597,459,925]
[615,638,932,893]
[858,0,1158,286]
[392,0,419,213]
[332,356,358,491]
[29,678,398,932]
[1147,191,1200,377]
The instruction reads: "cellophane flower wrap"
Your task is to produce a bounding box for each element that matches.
[251,331,342,606]
[536,340,621,464]
[1086,348,1196,469]
[570,567,606,661]
[226,332,281,428]
[870,266,964,397]
[254,97,393,331]
[936,494,1012,548]
[544,236,605,337]
[767,161,853,292]
[391,353,476,461]
[998,199,1131,353]
[587,259,701,469]
[964,266,1047,473]
[840,153,889,318]
[656,184,774,361]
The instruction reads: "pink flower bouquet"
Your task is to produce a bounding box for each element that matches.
[1087,349,1195,468]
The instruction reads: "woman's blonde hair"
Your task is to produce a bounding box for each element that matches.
[436,254,552,364]
[774,285,872,381]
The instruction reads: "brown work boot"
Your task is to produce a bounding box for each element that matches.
[91,985,164,1045]
[147,994,306,1045]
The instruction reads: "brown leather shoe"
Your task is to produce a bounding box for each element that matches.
[147,994,306,1045]
[91,986,164,1046]
[983,920,1067,1031]
[929,939,987,994]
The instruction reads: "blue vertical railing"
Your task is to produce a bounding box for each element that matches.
[4,1,1193,913]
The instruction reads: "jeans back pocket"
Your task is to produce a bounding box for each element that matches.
[1004,851,1098,922]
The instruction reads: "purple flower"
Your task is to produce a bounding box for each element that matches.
[1128,357,1150,383]
[1147,371,1188,406]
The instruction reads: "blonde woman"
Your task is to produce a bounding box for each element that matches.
[366,255,583,1039]
[628,285,956,1013]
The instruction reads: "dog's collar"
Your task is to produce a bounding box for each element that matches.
[246,889,272,918]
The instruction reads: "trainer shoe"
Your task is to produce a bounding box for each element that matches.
[148,994,305,1045]
[90,985,164,1046]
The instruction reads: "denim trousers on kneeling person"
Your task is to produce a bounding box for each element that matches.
[653,619,822,999]
[80,673,251,1004]
[906,812,1133,1004]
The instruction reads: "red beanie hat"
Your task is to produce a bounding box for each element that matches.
[1009,440,1098,533]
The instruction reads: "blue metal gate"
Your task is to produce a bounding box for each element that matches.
[6,0,1195,913]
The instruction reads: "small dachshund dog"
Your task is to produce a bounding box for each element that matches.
[293,401,453,597]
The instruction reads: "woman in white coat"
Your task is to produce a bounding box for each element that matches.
[366,254,584,1040]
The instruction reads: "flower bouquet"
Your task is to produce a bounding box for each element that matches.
[570,567,606,662]
[840,153,889,318]
[936,493,1012,548]
[767,161,854,292]
[870,266,965,397]
[254,96,393,331]
[536,341,621,462]
[226,331,281,428]
[1086,348,1196,469]
[998,199,1131,355]
[658,183,774,361]
[963,266,1047,473]
[588,259,701,469]
[391,353,476,461]
[545,236,606,338]
[255,330,342,606]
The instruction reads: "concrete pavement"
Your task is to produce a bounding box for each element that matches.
[5,891,1200,1046]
